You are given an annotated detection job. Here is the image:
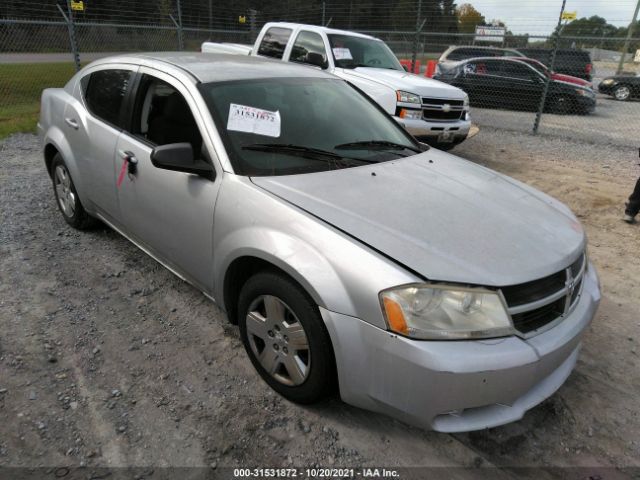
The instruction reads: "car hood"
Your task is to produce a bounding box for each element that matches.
[551,72,591,87]
[339,67,467,100]
[251,150,585,287]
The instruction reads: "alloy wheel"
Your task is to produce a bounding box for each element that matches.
[54,165,76,217]
[245,295,310,386]
[614,85,630,101]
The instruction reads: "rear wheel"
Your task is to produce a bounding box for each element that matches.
[51,154,97,230]
[613,85,631,101]
[237,271,336,404]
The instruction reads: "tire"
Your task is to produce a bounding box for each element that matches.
[613,85,631,101]
[51,154,97,230]
[237,270,337,404]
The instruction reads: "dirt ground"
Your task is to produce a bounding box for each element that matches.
[1,130,639,479]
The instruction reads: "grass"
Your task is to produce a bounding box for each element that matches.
[0,62,80,139]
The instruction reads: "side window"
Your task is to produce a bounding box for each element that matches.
[257,27,293,59]
[290,31,327,67]
[502,62,534,80]
[129,74,203,157]
[84,69,132,127]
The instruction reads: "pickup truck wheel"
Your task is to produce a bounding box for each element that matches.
[51,154,97,230]
[237,271,336,404]
[613,85,631,101]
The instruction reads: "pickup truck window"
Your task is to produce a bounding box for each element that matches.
[84,69,132,128]
[327,34,403,71]
[257,27,293,59]
[199,77,418,176]
[290,31,327,67]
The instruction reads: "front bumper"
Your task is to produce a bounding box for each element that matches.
[395,116,471,145]
[598,83,615,95]
[321,263,600,432]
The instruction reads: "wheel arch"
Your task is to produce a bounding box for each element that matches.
[221,251,330,325]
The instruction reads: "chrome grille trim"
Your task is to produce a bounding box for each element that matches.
[501,253,586,337]
[421,97,465,122]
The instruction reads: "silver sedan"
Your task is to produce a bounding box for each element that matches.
[38,52,600,432]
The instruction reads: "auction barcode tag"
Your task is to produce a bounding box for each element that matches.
[227,103,281,138]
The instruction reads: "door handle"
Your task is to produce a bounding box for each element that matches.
[64,117,79,129]
[118,150,138,174]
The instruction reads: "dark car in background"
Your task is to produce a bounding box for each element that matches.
[506,57,592,88]
[435,57,596,114]
[438,45,524,64]
[598,74,640,101]
[518,48,593,81]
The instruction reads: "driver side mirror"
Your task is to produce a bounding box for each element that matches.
[305,52,328,69]
[151,142,215,180]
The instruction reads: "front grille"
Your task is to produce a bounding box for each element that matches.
[421,98,464,107]
[421,97,465,122]
[500,253,585,336]
[511,298,566,334]
[501,270,566,307]
[422,109,464,121]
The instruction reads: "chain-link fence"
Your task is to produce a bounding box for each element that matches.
[1,0,639,147]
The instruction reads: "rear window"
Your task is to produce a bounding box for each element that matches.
[257,27,292,59]
[84,69,132,127]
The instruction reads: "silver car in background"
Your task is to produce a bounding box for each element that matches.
[38,53,600,432]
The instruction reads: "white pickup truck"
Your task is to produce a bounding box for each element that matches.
[202,22,471,149]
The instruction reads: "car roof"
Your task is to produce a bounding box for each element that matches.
[448,56,532,66]
[88,52,337,83]
[264,22,378,40]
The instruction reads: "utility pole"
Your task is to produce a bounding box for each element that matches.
[322,2,326,26]
[617,0,640,74]
[533,0,566,134]
[208,0,212,32]
[410,0,423,73]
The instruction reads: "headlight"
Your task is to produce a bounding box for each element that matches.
[601,78,614,85]
[575,88,594,97]
[398,108,422,120]
[396,90,421,104]
[380,284,513,340]
[463,94,469,108]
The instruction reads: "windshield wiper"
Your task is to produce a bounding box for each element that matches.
[334,140,423,154]
[241,143,376,165]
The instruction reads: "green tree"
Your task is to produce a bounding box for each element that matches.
[456,3,485,34]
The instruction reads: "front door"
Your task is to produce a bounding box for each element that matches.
[114,69,221,292]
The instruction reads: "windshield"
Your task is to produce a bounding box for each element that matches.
[328,34,403,70]
[198,77,420,176]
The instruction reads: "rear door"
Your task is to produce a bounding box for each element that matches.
[113,68,221,291]
[63,65,136,220]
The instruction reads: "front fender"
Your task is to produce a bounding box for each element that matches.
[211,176,419,329]
[214,226,356,316]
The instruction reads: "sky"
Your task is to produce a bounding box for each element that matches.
[468,0,640,36]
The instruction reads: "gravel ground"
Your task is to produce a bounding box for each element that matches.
[1,131,640,478]
[473,94,640,148]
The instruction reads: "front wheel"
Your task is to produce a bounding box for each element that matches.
[237,271,337,404]
[613,85,631,101]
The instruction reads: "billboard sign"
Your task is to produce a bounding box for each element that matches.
[474,26,506,43]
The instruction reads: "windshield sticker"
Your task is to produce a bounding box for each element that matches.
[332,47,353,61]
[227,103,281,137]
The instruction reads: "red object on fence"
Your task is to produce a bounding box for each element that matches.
[399,59,420,74]
[425,60,437,78]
